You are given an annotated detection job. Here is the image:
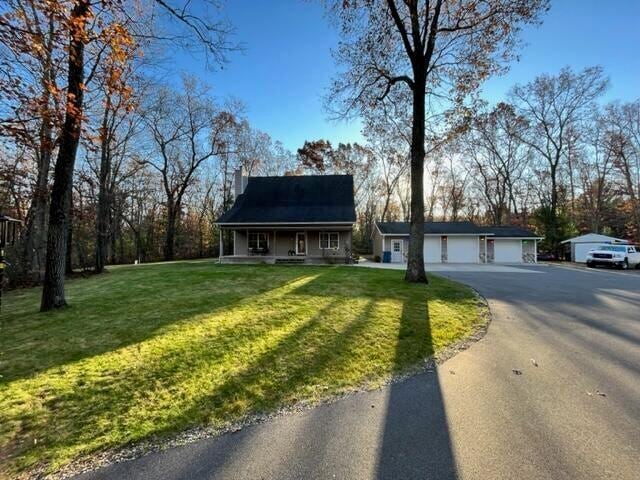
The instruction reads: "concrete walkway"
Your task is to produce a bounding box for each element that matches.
[356,258,543,273]
[76,265,640,480]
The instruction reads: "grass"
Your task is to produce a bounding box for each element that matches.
[0,261,486,478]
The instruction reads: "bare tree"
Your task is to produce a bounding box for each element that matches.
[465,103,529,224]
[140,80,237,260]
[327,0,548,282]
[0,0,65,281]
[605,100,640,240]
[438,152,468,221]
[576,108,615,233]
[30,0,238,310]
[510,66,608,252]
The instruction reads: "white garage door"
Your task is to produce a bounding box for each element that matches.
[447,237,478,263]
[423,237,441,263]
[574,243,598,263]
[494,239,522,263]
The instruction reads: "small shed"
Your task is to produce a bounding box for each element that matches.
[561,233,629,263]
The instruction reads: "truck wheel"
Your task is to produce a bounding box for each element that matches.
[621,259,629,270]
[586,261,594,268]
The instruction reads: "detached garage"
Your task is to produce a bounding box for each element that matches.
[373,222,541,264]
[560,233,629,263]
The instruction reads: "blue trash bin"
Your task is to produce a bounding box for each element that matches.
[382,251,391,263]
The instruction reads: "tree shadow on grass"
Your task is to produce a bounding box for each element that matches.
[158,295,380,438]
[2,270,374,474]
[0,263,319,383]
[75,274,461,480]
[4,267,466,478]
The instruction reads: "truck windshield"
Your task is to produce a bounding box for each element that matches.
[598,245,626,252]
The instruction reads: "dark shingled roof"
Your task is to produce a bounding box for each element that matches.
[376,221,490,235]
[483,225,540,238]
[376,221,540,237]
[216,175,356,224]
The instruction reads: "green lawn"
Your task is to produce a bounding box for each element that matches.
[0,261,486,477]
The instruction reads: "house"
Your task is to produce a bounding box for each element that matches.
[373,221,541,264]
[215,169,356,264]
[560,233,629,263]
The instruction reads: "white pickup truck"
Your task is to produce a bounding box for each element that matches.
[586,244,640,269]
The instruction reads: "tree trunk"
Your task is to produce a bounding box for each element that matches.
[40,0,89,311]
[134,229,143,263]
[617,154,640,241]
[95,100,112,273]
[95,187,109,272]
[65,202,73,275]
[110,206,118,264]
[18,19,57,284]
[19,168,49,282]
[19,116,53,283]
[164,199,177,261]
[404,70,427,283]
[549,161,559,254]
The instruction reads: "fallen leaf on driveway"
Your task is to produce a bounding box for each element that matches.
[596,390,606,397]
[531,359,538,367]
[449,370,456,375]
[512,369,523,375]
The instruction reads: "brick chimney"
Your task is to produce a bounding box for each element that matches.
[234,167,248,199]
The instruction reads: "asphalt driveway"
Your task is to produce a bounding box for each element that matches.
[75,265,640,480]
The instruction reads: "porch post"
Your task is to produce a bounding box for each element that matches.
[273,230,276,258]
[218,228,223,263]
[534,239,538,263]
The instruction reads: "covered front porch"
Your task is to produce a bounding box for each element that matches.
[219,226,354,264]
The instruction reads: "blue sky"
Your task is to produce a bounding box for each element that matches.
[171,0,640,151]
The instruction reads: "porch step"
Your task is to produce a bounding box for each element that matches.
[275,257,306,265]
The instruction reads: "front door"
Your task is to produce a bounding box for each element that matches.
[391,239,403,263]
[296,232,306,255]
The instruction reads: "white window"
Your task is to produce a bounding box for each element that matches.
[248,232,268,250]
[393,241,401,252]
[319,232,339,250]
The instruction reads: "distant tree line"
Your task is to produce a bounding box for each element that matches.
[1,1,639,301]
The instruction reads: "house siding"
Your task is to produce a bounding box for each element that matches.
[229,229,351,259]
[379,235,409,262]
[305,231,351,258]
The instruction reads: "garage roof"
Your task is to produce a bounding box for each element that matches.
[484,226,540,238]
[560,233,628,244]
[376,221,540,238]
[376,221,489,235]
